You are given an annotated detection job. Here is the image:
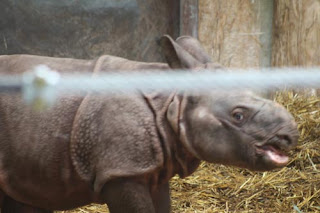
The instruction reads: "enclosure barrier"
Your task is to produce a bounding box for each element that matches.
[1,65,320,109]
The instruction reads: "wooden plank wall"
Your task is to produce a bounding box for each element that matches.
[272,0,320,67]
[199,0,320,69]
[198,0,262,68]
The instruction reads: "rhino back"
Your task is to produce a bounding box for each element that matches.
[0,54,95,74]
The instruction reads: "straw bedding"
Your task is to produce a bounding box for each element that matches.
[58,92,320,213]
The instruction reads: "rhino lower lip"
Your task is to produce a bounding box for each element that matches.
[255,144,289,165]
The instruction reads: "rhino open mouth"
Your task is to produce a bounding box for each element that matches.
[220,118,293,167]
[255,144,289,166]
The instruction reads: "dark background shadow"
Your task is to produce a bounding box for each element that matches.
[0,0,179,62]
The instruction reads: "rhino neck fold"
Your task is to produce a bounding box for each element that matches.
[143,92,201,180]
[92,55,201,179]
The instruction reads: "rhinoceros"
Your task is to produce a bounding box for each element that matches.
[0,35,298,213]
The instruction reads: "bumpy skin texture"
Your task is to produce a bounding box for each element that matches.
[0,35,299,213]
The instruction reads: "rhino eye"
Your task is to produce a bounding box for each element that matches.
[233,112,244,121]
[231,108,246,123]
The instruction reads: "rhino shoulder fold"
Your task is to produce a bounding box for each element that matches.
[70,94,164,192]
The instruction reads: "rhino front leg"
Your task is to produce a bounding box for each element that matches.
[102,178,156,213]
[2,196,52,213]
[151,182,171,213]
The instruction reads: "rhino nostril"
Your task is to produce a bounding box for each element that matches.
[276,134,292,146]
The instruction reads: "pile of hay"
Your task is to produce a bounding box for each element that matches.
[59,92,320,213]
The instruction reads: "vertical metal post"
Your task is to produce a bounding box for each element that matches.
[253,0,274,98]
[255,0,274,68]
[180,0,199,38]
[168,0,181,39]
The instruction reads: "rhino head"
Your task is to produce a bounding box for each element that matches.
[161,35,299,171]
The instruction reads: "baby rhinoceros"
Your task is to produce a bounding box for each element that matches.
[0,35,299,213]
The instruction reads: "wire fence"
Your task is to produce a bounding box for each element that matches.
[1,65,320,109]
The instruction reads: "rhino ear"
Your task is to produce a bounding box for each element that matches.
[160,35,202,69]
[176,36,212,64]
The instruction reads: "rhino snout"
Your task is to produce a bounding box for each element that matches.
[273,134,296,150]
[253,125,299,169]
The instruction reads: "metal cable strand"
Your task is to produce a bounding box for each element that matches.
[56,68,320,94]
[0,65,319,108]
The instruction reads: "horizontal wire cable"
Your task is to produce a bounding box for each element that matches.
[1,66,319,108]
[1,66,320,95]
[56,67,320,94]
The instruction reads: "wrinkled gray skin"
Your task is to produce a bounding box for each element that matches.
[0,35,299,213]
